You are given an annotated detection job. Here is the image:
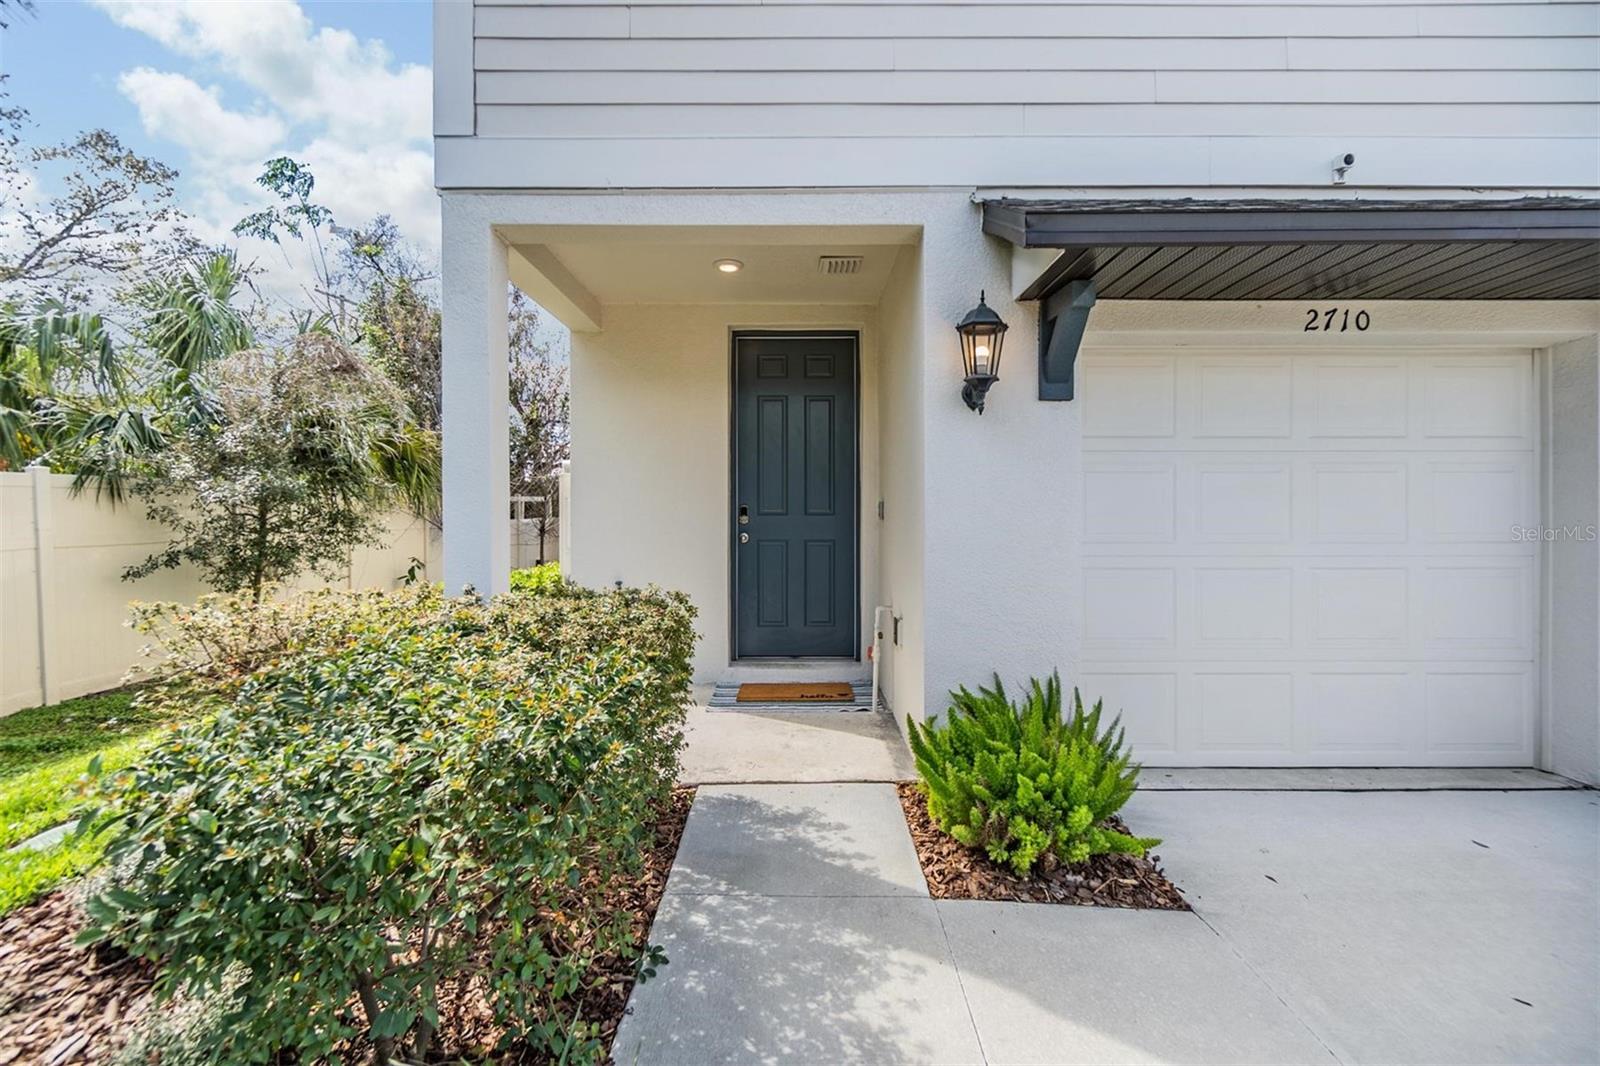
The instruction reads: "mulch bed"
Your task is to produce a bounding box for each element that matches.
[896,782,1189,910]
[0,787,696,1065]
[410,785,696,1062]
[0,889,157,1065]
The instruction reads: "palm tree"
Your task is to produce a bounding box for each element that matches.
[0,251,253,502]
[2,249,441,530]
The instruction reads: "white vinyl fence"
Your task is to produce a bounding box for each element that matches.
[1,467,442,716]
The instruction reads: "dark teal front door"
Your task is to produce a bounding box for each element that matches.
[733,333,858,659]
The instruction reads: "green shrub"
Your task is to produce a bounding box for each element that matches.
[907,673,1158,877]
[82,583,696,1065]
[510,560,562,593]
[125,586,438,700]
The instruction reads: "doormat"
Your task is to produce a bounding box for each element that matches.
[737,682,854,703]
[707,680,877,713]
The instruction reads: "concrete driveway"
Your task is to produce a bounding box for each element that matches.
[615,781,1599,1065]
[1128,787,1600,1065]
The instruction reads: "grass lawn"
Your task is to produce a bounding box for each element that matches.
[0,689,170,915]
[0,688,162,778]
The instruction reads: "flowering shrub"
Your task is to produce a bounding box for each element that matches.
[907,673,1157,877]
[83,584,696,1064]
[125,587,436,701]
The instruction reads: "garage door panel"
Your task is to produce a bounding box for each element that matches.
[1195,566,1294,646]
[1084,351,1534,453]
[1425,460,1532,542]
[1195,463,1293,543]
[1424,669,1535,755]
[1076,660,1535,766]
[1307,565,1409,647]
[1077,348,1537,767]
[1078,671,1179,757]
[1421,359,1531,439]
[1304,670,1415,755]
[1194,672,1296,753]
[1194,357,1294,438]
[1422,563,1534,656]
[1307,461,1410,542]
[1305,358,1409,438]
[1080,356,1176,437]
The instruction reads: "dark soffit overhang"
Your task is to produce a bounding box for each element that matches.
[984,198,1600,302]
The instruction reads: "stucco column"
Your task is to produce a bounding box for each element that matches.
[440,197,511,597]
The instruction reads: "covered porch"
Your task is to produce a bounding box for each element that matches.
[439,190,1009,727]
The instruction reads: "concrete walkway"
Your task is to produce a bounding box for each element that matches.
[679,694,914,784]
[615,782,1600,1065]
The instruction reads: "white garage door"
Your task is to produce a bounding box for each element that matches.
[1077,349,1539,767]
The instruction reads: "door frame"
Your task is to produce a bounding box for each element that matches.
[728,330,862,661]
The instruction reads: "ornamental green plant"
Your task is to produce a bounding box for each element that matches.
[510,560,562,593]
[907,673,1158,877]
[80,583,696,1065]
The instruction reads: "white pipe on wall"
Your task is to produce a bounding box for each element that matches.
[870,604,892,716]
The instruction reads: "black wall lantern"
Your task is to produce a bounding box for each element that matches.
[955,291,1008,414]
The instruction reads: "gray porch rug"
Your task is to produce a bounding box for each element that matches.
[706,680,878,713]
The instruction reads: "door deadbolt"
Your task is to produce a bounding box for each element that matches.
[739,532,750,544]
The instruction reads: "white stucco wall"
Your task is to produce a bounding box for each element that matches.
[1546,334,1600,785]
[875,243,927,723]
[916,223,1082,723]
[568,301,884,682]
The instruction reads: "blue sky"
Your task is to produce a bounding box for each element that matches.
[2,0,437,295]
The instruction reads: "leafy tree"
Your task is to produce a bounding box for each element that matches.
[0,87,190,303]
[124,334,441,601]
[509,289,569,553]
[233,156,351,334]
[346,216,441,431]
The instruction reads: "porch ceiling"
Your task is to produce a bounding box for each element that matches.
[500,224,919,328]
[535,240,905,305]
[987,197,1600,302]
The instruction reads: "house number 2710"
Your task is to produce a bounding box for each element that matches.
[1304,307,1371,332]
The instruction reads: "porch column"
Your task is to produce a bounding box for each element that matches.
[441,199,511,597]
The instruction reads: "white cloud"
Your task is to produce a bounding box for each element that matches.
[87,0,438,304]
[92,0,430,144]
[118,69,286,161]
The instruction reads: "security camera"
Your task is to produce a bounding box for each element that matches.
[1333,152,1356,184]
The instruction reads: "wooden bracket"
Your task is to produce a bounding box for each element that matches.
[1038,279,1096,401]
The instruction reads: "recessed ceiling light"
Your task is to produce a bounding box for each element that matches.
[714,258,743,274]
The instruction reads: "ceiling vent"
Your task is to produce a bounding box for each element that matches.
[818,255,863,276]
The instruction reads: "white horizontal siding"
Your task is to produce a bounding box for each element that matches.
[477,69,1597,105]
[443,0,1600,190]
[476,3,1598,38]
[475,102,1600,139]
